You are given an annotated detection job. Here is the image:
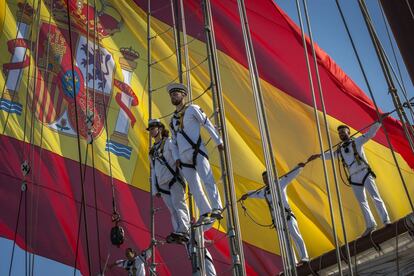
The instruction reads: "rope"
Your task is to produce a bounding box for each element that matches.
[236,0,295,273]
[91,0,103,272]
[64,0,92,274]
[149,26,173,40]
[336,0,414,211]
[377,3,414,124]
[150,52,176,66]
[147,0,157,273]
[8,188,24,276]
[239,200,274,228]
[7,0,41,274]
[358,0,414,155]
[395,221,400,274]
[94,16,118,220]
[28,0,56,273]
[294,1,344,274]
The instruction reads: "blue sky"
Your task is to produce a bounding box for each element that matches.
[1,0,413,275]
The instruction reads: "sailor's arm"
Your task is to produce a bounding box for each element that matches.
[279,165,304,189]
[192,105,223,146]
[143,248,152,260]
[358,122,382,145]
[241,188,266,201]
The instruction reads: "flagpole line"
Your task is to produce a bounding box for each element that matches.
[235,0,297,274]
[376,2,414,124]
[146,1,157,274]
[171,0,182,84]
[301,1,354,274]
[65,0,93,274]
[28,0,55,273]
[201,0,247,274]
[294,0,344,274]
[89,0,103,272]
[335,0,413,212]
[177,0,209,273]
[358,0,414,156]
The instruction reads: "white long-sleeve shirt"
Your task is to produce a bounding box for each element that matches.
[170,104,223,156]
[246,167,303,211]
[324,122,381,175]
[150,137,180,193]
[115,249,151,276]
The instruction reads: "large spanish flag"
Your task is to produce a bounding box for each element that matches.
[0,0,413,275]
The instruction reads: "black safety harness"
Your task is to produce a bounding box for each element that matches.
[150,138,185,195]
[170,105,209,169]
[338,139,376,187]
[264,188,296,222]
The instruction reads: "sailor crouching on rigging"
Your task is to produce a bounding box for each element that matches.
[109,247,151,276]
[240,158,317,265]
[148,119,191,243]
[311,114,391,237]
[167,83,224,226]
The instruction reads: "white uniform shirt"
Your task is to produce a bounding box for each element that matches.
[116,254,147,276]
[246,167,303,212]
[170,104,223,156]
[150,137,179,192]
[325,122,381,175]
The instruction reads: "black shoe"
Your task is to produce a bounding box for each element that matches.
[193,213,215,227]
[166,234,176,243]
[211,209,223,220]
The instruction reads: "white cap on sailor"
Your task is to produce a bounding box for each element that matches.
[166,83,188,95]
[146,118,164,130]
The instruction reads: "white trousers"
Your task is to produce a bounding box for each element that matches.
[272,212,308,261]
[180,150,222,215]
[205,248,216,276]
[160,182,190,233]
[288,218,308,261]
[350,170,390,228]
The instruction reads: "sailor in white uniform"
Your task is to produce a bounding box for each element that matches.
[241,161,315,264]
[312,115,391,236]
[110,247,151,276]
[148,119,190,243]
[167,83,224,225]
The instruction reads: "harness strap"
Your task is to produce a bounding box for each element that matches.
[348,168,376,186]
[179,130,209,168]
[285,208,296,221]
[339,141,377,187]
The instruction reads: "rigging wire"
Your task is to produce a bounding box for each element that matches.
[300,1,354,273]
[358,0,414,155]
[294,0,344,273]
[335,0,414,211]
[236,0,296,273]
[7,0,39,274]
[201,0,242,274]
[375,2,414,124]
[64,0,93,274]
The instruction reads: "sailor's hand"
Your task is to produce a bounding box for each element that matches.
[240,194,248,201]
[298,162,305,168]
[176,159,182,169]
[217,144,224,151]
[307,154,320,162]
